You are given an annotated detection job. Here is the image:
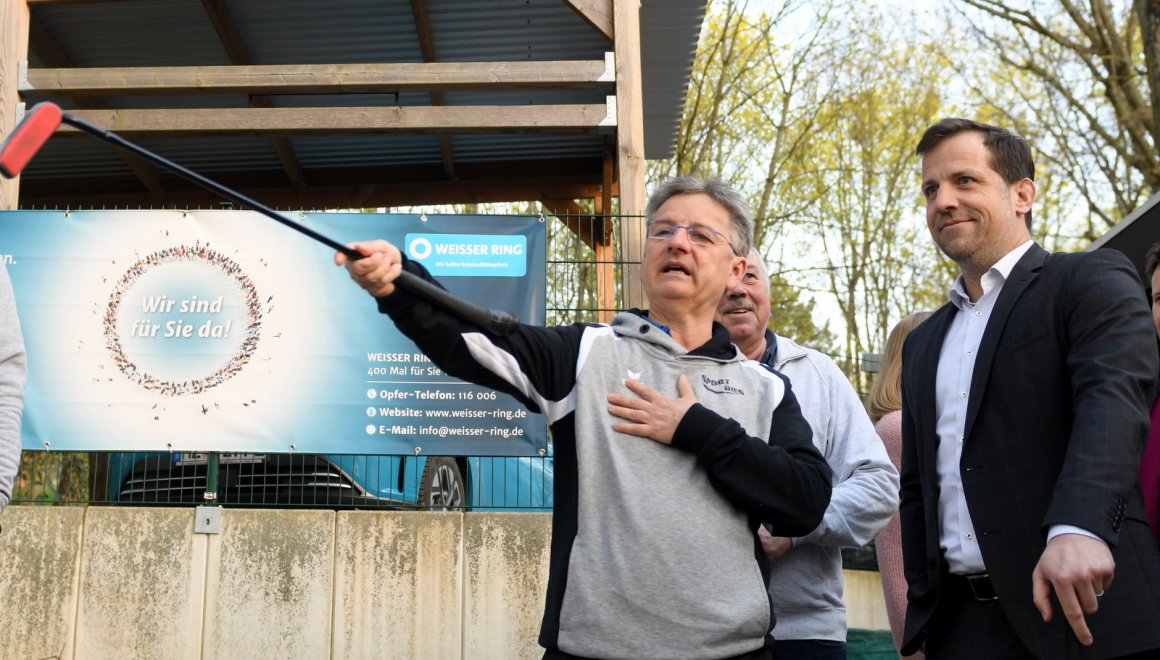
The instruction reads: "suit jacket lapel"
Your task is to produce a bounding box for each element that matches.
[963,244,1047,439]
[910,303,957,462]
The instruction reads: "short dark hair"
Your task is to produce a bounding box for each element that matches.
[645,176,754,256]
[916,117,1036,230]
[1146,241,1160,281]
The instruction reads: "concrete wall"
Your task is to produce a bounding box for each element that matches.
[0,506,888,659]
[846,569,891,631]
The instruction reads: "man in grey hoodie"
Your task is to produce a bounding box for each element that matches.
[0,262,27,525]
[718,248,898,660]
[338,177,833,659]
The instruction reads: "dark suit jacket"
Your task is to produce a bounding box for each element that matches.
[899,244,1160,659]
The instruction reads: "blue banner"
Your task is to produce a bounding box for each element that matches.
[405,233,528,276]
[0,210,548,455]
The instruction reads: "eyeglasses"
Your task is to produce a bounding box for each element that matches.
[646,222,733,250]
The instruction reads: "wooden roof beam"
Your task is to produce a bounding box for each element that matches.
[614,0,646,310]
[200,0,306,189]
[20,60,616,96]
[540,198,609,249]
[411,0,457,181]
[562,0,613,41]
[25,14,163,193]
[540,193,618,322]
[52,103,618,135]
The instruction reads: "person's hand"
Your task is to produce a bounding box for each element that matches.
[1031,533,1114,646]
[757,525,792,561]
[335,240,404,298]
[607,374,697,445]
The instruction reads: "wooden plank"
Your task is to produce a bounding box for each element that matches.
[200,0,252,64]
[55,104,616,135]
[597,140,618,322]
[543,198,606,250]
[562,0,614,41]
[200,0,305,188]
[23,61,614,96]
[411,0,437,62]
[410,0,458,181]
[613,0,647,310]
[27,10,166,193]
[26,6,71,68]
[0,0,31,210]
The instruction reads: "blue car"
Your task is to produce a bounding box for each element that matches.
[104,448,553,511]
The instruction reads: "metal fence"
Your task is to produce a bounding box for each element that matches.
[6,208,881,570]
[11,448,879,568]
[11,212,631,512]
[14,450,554,512]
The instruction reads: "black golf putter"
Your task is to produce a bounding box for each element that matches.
[0,101,520,335]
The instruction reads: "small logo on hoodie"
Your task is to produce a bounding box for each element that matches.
[701,374,744,395]
[625,368,641,381]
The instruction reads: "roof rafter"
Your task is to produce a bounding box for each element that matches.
[562,0,614,40]
[411,0,457,181]
[26,11,163,192]
[200,0,306,189]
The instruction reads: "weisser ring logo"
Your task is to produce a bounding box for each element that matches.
[408,237,432,260]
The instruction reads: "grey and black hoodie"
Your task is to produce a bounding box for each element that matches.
[378,259,832,660]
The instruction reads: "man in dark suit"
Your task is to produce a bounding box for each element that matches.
[898,117,1160,660]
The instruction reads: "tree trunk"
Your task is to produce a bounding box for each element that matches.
[1137,0,1160,144]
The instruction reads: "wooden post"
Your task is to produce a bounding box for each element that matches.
[0,0,30,210]
[596,141,617,323]
[613,0,647,311]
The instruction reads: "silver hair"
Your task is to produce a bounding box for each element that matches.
[745,247,769,279]
[644,176,754,256]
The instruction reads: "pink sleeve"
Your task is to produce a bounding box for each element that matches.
[873,411,923,658]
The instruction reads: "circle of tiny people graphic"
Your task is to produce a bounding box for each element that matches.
[104,245,263,396]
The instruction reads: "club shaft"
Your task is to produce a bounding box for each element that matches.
[61,115,357,258]
[58,114,519,335]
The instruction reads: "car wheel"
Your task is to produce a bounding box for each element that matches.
[418,457,465,510]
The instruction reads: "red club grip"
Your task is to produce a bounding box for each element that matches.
[0,102,64,178]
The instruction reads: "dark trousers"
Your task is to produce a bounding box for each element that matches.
[770,639,846,660]
[923,583,1034,660]
[926,573,1160,660]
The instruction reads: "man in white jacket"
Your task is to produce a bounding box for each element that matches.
[0,262,26,523]
[718,248,898,660]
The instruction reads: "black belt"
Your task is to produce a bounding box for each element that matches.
[943,571,999,602]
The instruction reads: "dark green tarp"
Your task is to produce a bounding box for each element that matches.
[847,628,898,660]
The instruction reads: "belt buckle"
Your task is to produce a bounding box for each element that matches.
[965,573,998,602]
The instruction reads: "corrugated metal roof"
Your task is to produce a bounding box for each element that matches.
[33,1,233,67]
[13,0,706,208]
[641,0,707,158]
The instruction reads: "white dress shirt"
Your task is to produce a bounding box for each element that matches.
[934,240,1101,575]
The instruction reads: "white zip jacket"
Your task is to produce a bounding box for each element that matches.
[763,331,898,643]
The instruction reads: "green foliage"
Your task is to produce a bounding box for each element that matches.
[951,0,1159,237]
[653,0,956,379]
[13,451,90,504]
[405,0,1160,385]
[543,205,625,325]
[767,271,838,355]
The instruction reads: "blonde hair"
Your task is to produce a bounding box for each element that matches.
[867,311,933,423]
